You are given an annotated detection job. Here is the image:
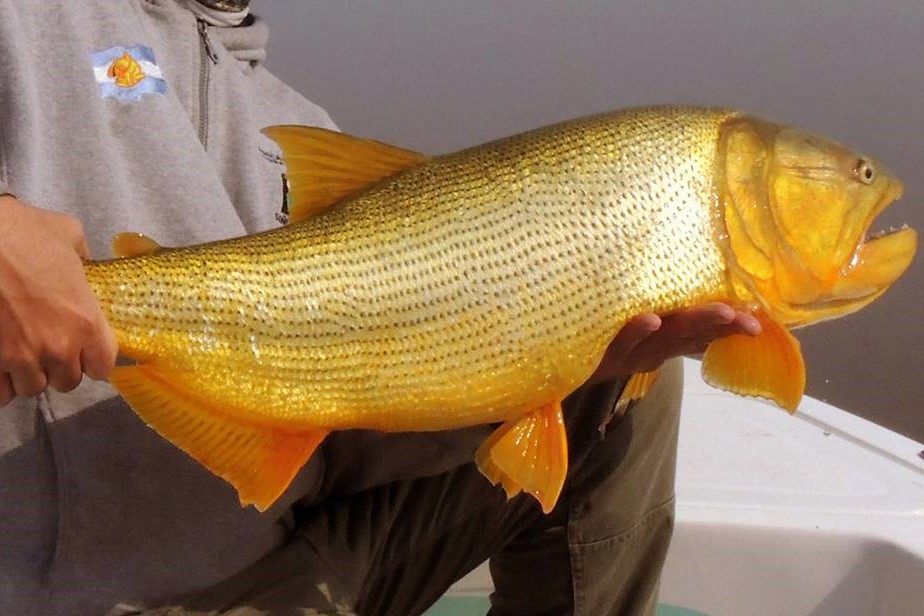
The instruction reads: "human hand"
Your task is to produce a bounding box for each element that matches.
[0,196,117,405]
[587,303,762,385]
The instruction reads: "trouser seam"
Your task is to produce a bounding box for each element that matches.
[296,531,358,600]
[369,490,525,576]
[569,495,675,615]
[570,494,675,549]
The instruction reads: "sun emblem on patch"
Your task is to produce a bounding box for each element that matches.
[107,52,146,89]
[90,45,167,102]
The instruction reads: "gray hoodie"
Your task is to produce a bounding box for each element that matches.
[0,1,339,613]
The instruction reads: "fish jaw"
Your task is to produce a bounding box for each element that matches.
[830,177,917,301]
[829,226,917,304]
[774,178,916,326]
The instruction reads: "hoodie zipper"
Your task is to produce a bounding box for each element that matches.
[196,18,219,148]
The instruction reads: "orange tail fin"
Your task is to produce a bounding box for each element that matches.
[110,365,328,511]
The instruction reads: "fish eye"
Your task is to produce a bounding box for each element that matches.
[855,159,876,184]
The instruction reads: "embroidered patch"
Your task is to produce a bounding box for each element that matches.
[90,45,167,102]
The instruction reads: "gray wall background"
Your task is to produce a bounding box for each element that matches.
[258,0,924,442]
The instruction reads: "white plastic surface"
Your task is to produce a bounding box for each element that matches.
[660,359,924,616]
[448,358,924,616]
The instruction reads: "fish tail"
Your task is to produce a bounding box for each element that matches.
[109,364,328,511]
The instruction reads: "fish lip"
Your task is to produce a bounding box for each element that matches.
[805,224,917,319]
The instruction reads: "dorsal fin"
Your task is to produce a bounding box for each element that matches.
[261,125,428,225]
[112,232,164,258]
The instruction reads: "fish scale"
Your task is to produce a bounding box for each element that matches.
[87,107,731,431]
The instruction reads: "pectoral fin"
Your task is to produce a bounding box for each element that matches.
[475,402,568,514]
[109,365,328,511]
[701,309,805,412]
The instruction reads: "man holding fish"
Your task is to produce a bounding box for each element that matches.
[7,1,899,615]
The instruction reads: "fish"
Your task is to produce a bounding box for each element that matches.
[84,106,917,514]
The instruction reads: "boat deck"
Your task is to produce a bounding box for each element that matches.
[428,358,924,616]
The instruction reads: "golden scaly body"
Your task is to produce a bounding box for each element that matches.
[81,104,916,511]
[86,107,732,432]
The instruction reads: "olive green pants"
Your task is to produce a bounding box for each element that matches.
[146,359,681,616]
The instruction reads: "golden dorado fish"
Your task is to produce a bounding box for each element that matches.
[84,106,916,513]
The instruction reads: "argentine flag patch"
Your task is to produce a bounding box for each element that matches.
[90,45,167,102]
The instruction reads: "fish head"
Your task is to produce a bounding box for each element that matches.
[718,116,916,327]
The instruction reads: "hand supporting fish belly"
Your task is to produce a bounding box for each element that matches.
[84,106,916,513]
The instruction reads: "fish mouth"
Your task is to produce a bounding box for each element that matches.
[862,179,906,243]
[833,181,917,301]
[833,226,917,299]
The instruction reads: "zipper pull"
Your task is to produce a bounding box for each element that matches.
[197,19,219,64]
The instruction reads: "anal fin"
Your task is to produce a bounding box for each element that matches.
[612,369,661,421]
[701,308,805,412]
[109,365,328,511]
[475,402,568,514]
